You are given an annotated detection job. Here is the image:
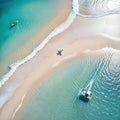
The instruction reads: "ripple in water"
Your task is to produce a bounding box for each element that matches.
[78,0,120,16]
[19,51,120,120]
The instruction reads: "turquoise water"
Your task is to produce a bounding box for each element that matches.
[0,0,60,76]
[19,53,120,120]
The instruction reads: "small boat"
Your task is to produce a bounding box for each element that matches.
[9,20,19,29]
[79,88,92,102]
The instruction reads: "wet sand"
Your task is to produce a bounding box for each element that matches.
[0,1,120,120]
[0,0,71,77]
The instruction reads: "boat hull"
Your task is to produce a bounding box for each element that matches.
[79,94,89,102]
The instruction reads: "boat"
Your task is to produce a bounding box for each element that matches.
[9,20,19,29]
[79,88,92,102]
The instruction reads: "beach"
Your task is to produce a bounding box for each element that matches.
[0,0,72,119]
[0,0,65,77]
[0,0,120,120]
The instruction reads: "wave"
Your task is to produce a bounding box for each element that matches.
[77,0,120,18]
[0,0,78,109]
[1,0,120,89]
[0,0,120,110]
[0,0,78,88]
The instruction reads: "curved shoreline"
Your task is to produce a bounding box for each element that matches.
[0,0,74,119]
[0,0,75,110]
[13,45,120,120]
[0,0,78,88]
[0,0,120,120]
[77,0,120,18]
[1,0,120,88]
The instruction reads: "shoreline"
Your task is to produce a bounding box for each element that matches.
[1,34,120,120]
[0,0,73,87]
[0,0,71,78]
[0,0,120,120]
[0,0,73,119]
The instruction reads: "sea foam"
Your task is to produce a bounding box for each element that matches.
[77,0,120,18]
[0,0,78,109]
[0,0,78,88]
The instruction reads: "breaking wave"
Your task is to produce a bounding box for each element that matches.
[77,0,120,18]
[0,0,120,109]
[0,0,78,109]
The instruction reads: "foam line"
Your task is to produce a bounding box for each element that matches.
[0,0,78,110]
[11,94,26,120]
[76,0,120,18]
[0,0,79,88]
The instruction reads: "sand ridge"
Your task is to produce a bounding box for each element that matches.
[0,0,120,120]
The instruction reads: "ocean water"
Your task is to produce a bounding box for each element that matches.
[19,52,120,120]
[0,0,76,107]
[78,0,120,17]
[0,0,61,77]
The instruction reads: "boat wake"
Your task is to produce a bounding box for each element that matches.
[0,0,120,109]
[1,0,120,90]
[84,48,120,91]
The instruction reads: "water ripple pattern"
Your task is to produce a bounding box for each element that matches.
[77,0,120,17]
[86,50,120,120]
[20,49,120,120]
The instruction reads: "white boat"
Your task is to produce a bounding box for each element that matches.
[9,20,19,29]
[79,88,92,102]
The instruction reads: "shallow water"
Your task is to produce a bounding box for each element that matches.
[78,0,120,16]
[0,0,60,77]
[19,52,120,120]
